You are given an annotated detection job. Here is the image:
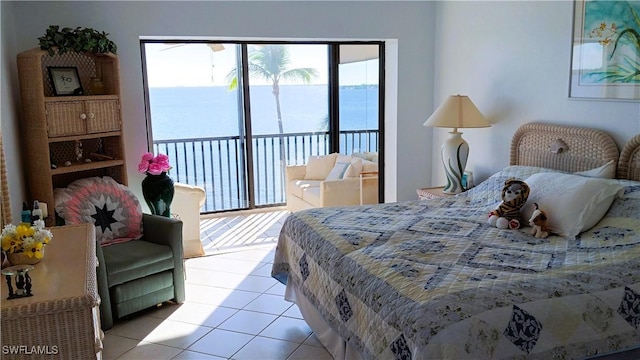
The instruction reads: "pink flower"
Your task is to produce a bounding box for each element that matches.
[155,153,169,163]
[147,162,165,175]
[141,152,154,161]
[138,152,171,175]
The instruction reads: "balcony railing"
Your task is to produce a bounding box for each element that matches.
[153,129,378,212]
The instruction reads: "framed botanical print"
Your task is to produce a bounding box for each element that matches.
[569,0,640,101]
[47,67,84,96]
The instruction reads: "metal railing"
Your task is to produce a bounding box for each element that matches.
[153,129,378,212]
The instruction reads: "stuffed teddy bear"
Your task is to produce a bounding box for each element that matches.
[529,203,550,238]
[488,178,530,230]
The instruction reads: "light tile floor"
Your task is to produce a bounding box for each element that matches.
[103,209,333,360]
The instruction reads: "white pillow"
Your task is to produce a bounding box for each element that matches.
[522,172,623,239]
[335,154,353,164]
[304,153,337,180]
[352,152,378,162]
[361,159,379,173]
[574,160,616,179]
[326,160,351,180]
[344,158,363,178]
[351,152,367,160]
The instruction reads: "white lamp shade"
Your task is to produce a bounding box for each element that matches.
[423,95,490,130]
[424,95,489,194]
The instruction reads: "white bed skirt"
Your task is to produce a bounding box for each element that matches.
[285,280,363,360]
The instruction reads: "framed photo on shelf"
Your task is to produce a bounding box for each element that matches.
[47,67,84,96]
[569,0,640,101]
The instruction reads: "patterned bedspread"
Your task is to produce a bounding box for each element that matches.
[272,166,640,359]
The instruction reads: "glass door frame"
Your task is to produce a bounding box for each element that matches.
[140,39,385,212]
[329,42,385,203]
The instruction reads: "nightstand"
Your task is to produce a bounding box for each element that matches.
[417,186,457,200]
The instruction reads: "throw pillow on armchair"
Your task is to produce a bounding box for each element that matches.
[54,176,143,246]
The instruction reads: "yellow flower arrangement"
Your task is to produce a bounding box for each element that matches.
[1,220,53,259]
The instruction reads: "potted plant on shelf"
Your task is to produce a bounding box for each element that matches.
[38,25,117,56]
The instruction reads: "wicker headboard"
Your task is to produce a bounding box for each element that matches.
[618,134,640,181]
[510,122,619,173]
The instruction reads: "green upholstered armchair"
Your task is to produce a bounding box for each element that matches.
[96,214,184,330]
[53,176,186,330]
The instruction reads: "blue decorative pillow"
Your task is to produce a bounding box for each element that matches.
[326,161,351,180]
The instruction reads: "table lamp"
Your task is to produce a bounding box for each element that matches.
[423,95,490,194]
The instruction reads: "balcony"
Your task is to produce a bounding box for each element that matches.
[153,129,379,213]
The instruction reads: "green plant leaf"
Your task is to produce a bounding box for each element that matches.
[38,25,117,56]
[629,1,640,30]
[609,28,640,60]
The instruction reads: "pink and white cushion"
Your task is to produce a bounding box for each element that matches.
[54,176,143,246]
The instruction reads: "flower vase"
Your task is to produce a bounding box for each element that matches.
[142,172,175,217]
[7,248,44,266]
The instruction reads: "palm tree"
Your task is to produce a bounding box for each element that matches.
[226,45,318,181]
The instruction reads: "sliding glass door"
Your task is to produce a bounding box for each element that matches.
[143,42,250,211]
[244,44,329,206]
[337,44,380,159]
[142,40,383,213]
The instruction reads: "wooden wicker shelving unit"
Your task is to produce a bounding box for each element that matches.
[17,47,128,223]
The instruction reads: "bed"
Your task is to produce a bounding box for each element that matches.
[271,123,640,360]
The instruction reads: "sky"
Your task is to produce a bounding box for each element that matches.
[144,42,379,88]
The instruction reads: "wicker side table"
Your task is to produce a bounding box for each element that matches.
[417,186,457,200]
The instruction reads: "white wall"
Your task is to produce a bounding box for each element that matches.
[1,1,26,222]
[433,1,640,184]
[2,1,436,216]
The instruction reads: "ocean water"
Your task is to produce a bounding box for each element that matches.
[148,84,379,140]
[148,84,380,211]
